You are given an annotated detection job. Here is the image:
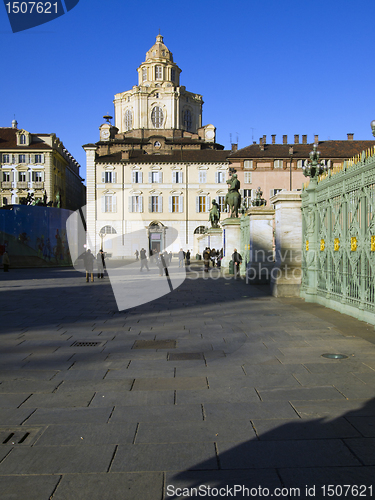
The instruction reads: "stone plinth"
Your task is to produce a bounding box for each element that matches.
[206,227,223,252]
[246,207,275,283]
[269,191,302,297]
[221,218,241,270]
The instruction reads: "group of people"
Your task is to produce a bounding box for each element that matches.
[82,249,106,282]
[202,247,223,272]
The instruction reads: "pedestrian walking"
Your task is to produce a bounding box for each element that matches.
[83,249,95,282]
[217,248,223,268]
[97,249,105,278]
[134,249,139,261]
[232,248,242,279]
[203,247,211,273]
[185,249,191,266]
[2,251,10,272]
[210,248,217,267]
[178,248,185,268]
[139,248,149,271]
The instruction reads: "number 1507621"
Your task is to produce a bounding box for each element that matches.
[5,2,59,14]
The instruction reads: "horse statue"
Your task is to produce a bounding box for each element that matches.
[225,173,241,218]
[209,199,220,228]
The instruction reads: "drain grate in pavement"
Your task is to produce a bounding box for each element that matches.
[168,352,204,361]
[133,340,176,350]
[71,341,103,347]
[1,428,43,446]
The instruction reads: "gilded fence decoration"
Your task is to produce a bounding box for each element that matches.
[301,147,375,324]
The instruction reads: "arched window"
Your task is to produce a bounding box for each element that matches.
[20,134,26,144]
[194,226,207,234]
[142,67,147,81]
[183,110,192,131]
[151,106,164,128]
[100,225,117,235]
[124,109,132,131]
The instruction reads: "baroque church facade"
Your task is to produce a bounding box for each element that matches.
[84,34,229,257]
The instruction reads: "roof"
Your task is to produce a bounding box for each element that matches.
[96,149,230,164]
[0,128,52,150]
[230,140,375,160]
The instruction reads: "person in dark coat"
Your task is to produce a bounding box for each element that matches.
[83,249,95,282]
[97,249,105,278]
[203,247,211,273]
[185,250,191,266]
[232,248,242,279]
[139,248,149,271]
[2,251,10,272]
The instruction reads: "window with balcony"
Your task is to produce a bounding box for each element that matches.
[18,172,27,182]
[3,172,10,182]
[32,171,43,182]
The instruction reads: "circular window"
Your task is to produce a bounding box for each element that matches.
[154,141,161,148]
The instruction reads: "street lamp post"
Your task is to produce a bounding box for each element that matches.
[289,146,293,191]
[302,143,328,179]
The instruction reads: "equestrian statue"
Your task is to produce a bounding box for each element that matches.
[209,199,221,228]
[225,173,241,218]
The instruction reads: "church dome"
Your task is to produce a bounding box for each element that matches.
[145,34,174,63]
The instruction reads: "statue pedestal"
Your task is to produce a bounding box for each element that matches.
[246,207,275,283]
[221,218,241,271]
[206,227,223,252]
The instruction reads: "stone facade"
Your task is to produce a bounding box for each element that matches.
[0,122,85,210]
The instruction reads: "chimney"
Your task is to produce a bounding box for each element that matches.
[294,135,299,144]
[283,135,288,144]
[347,133,354,141]
[314,135,319,144]
[271,134,276,144]
[259,138,264,151]
[121,150,130,159]
[231,143,238,153]
[302,135,307,144]
[263,135,267,145]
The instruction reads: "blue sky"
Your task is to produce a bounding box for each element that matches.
[1,0,375,182]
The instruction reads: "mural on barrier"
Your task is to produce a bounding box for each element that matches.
[0,205,74,267]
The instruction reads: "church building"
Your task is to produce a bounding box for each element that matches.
[83,34,230,257]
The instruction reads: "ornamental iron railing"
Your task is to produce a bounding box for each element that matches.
[301,146,375,322]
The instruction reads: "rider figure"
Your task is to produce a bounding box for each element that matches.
[226,173,240,193]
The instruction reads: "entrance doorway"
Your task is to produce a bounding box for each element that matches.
[148,221,165,255]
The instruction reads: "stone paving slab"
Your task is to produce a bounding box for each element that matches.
[110,404,203,423]
[257,386,345,401]
[135,420,255,444]
[89,390,175,407]
[132,376,208,391]
[0,370,58,381]
[175,387,260,405]
[343,438,375,465]
[110,443,218,472]
[51,369,111,381]
[0,445,116,474]
[0,394,32,408]
[346,416,375,437]
[25,407,113,425]
[34,423,138,446]
[0,474,61,500]
[290,399,375,419]
[19,391,96,408]
[0,408,37,425]
[217,439,361,469]
[52,472,164,500]
[252,417,361,440]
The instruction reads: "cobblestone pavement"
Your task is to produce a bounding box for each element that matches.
[0,263,375,499]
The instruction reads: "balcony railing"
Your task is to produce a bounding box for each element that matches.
[17,182,28,189]
[33,182,44,189]
[1,182,12,189]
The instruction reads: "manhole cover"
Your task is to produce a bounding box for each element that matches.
[133,340,176,350]
[168,352,203,361]
[321,353,348,359]
[71,341,103,347]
